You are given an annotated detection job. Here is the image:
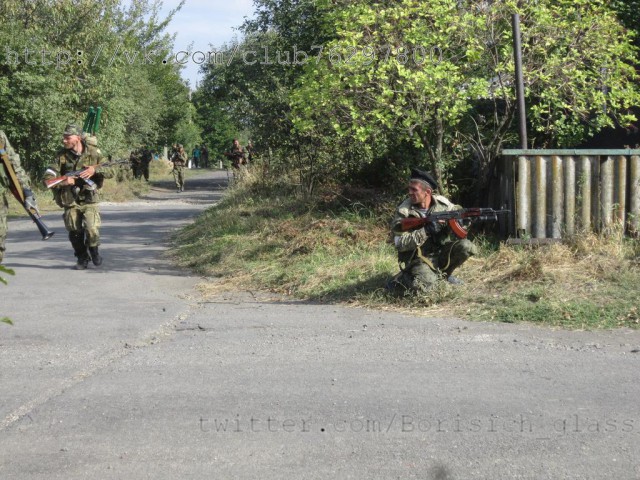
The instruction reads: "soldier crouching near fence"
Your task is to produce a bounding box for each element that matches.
[387,168,478,293]
[44,124,115,270]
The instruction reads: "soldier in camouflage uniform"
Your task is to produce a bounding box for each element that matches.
[224,139,246,170]
[170,144,187,192]
[139,147,152,182]
[129,148,143,180]
[245,141,254,165]
[44,124,115,270]
[388,168,478,293]
[200,145,209,168]
[0,130,38,264]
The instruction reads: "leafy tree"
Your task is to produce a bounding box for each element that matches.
[194,0,336,190]
[191,86,236,161]
[0,0,191,172]
[291,0,640,195]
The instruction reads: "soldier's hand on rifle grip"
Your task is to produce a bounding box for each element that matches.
[424,221,442,237]
[23,189,38,212]
[79,165,96,179]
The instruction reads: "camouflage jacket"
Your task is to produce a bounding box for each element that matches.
[0,130,31,197]
[141,149,152,164]
[129,149,143,165]
[170,149,188,167]
[390,194,461,266]
[227,146,245,166]
[45,139,115,207]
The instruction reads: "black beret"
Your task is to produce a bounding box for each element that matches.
[410,168,439,191]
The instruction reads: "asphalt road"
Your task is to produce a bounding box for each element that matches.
[1,169,639,480]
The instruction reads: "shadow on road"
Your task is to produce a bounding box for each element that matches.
[4,170,229,277]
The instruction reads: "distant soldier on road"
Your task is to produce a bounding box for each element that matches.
[130,147,143,179]
[224,139,246,170]
[170,144,188,192]
[201,145,209,168]
[139,147,152,182]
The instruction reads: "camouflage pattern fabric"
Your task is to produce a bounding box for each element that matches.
[63,203,101,247]
[45,139,115,208]
[43,136,116,254]
[130,148,143,179]
[389,195,478,293]
[0,131,31,263]
[170,148,188,190]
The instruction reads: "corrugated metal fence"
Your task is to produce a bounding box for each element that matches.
[499,149,640,239]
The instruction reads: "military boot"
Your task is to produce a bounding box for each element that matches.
[70,231,90,270]
[89,246,102,266]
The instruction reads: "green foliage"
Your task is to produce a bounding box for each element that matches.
[290,0,640,195]
[193,0,345,191]
[1,265,15,325]
[0,0,192,175]
[172,172,640,330]
[610,0,640,48]
[0,264,14,286]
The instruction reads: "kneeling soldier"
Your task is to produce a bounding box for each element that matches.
[389,168,478,293]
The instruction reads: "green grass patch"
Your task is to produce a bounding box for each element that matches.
[169,170,640,330]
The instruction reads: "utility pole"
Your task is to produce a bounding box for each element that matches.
[512,13,528,149]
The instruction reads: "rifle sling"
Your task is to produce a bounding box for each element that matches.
[412,239,460,275]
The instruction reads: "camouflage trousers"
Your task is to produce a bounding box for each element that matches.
[63,203,101,248]
[391,239,478,293]
[173,166,185,189]
[0,194,7,263]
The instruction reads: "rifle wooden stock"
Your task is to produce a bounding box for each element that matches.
[398,208,510,239]
[44,172,97,189]
[1,147,55,240]
[44,158,128,189]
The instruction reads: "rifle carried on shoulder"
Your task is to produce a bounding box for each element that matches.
[44,158,129,189]
[0,148,54,240]
[399,207,510,239]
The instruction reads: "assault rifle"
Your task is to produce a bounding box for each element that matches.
[398,207,510,239]
[1,147,54,240]
[223,149,246,167]
[44,159,129,189]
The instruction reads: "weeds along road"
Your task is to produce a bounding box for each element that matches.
[1,168,640,480]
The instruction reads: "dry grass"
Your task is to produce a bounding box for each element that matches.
[171,171,640,330]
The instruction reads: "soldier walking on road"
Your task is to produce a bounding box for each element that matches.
[170,144,188,192]
[201,145,209,168]
[130,147,143,179]
[139,147,152,182]
[44,124,116,270]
